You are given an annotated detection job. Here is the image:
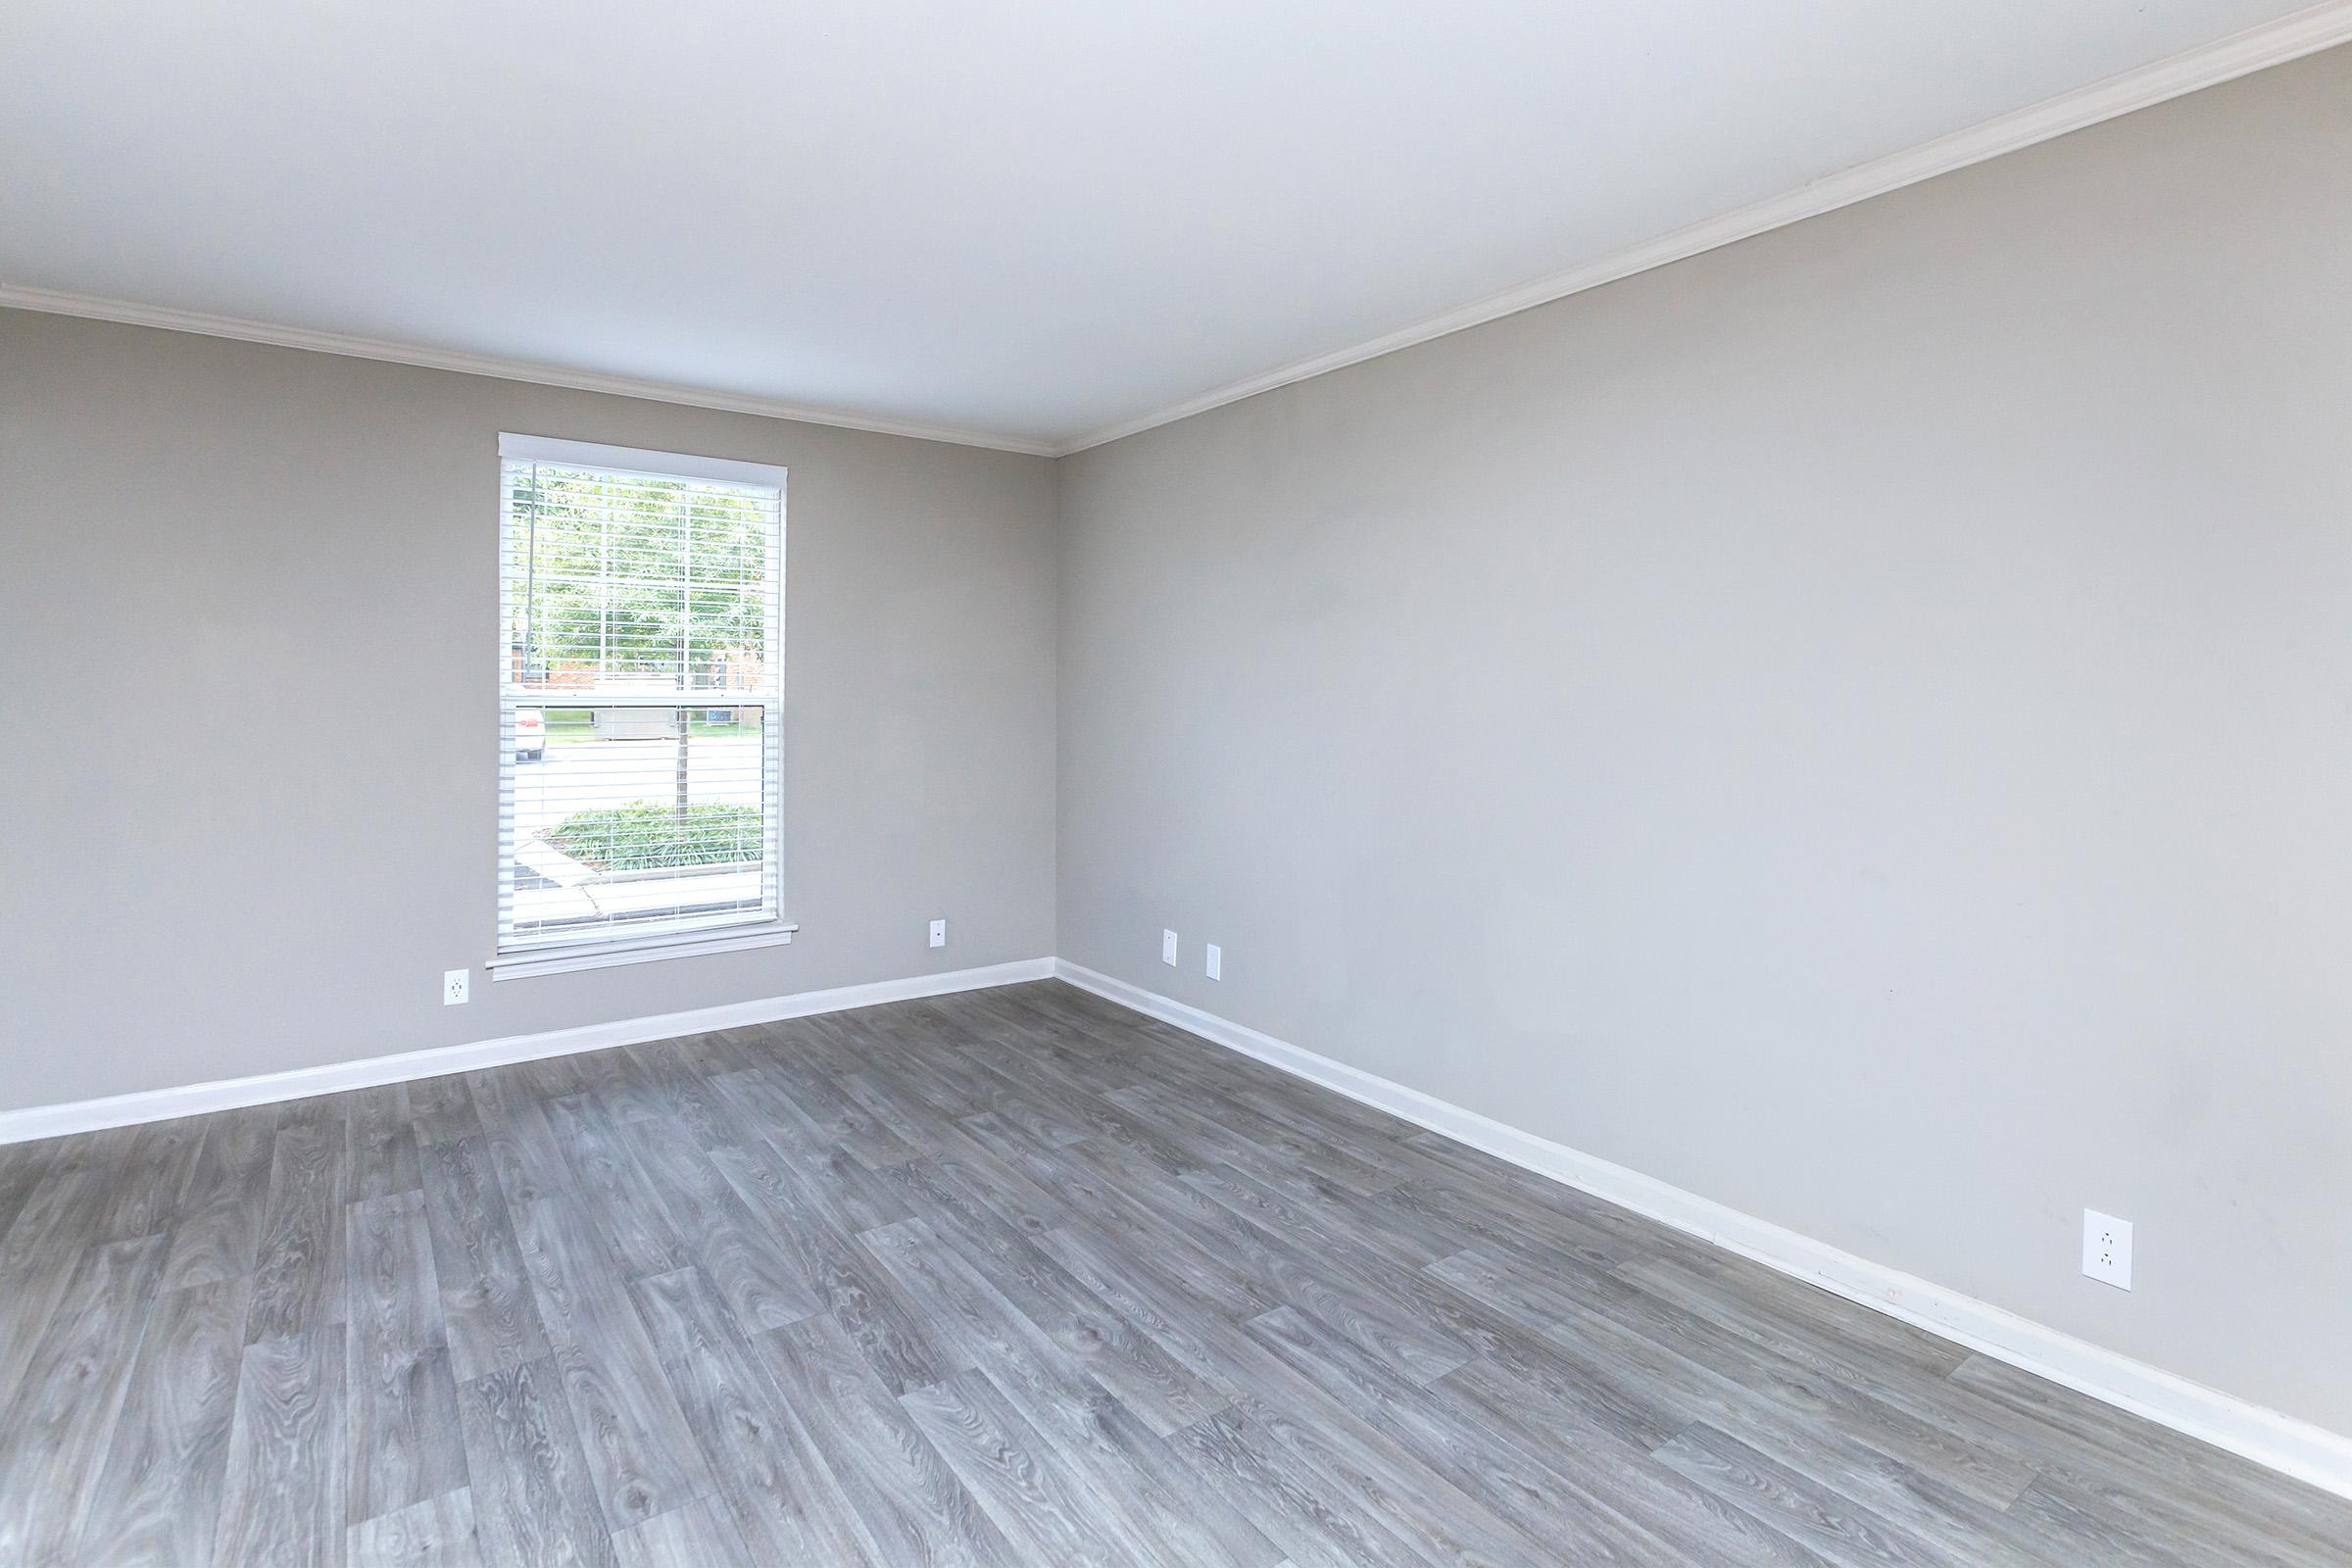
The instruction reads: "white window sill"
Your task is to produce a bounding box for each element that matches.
[488,921,799,980]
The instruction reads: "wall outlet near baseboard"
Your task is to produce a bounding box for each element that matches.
[442,968,469,1005]
[2083,1209,2132,1290]
[929,918,948,949]
[1161,929,1179,966]
[1205,943,1222,980]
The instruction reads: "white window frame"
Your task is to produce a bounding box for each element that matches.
[488,432,792,980]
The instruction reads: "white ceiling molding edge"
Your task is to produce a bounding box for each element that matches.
[0,282,1062,457]
[1052,0,2352,457]
[6,1,2348,462]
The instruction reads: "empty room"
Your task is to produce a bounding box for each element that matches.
[5,1,2351,1563]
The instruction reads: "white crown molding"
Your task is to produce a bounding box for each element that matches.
[0,283,1059,458]
[1052,959,2352,1502]
[8,6,2349,462]
[0,957,1054,1145]
[1052,0,2352,457]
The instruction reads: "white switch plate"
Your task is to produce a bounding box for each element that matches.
[2082,1208,2132,1291]
[1205,944,1222,980]
[1161,929,1179,966]
[929,918,948,949]
[442,968,469,1005]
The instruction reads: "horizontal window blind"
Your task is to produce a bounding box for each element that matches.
[498,438,785,955]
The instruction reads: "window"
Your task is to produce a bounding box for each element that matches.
[493,434,788,975]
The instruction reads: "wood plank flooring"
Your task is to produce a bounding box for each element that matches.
[0,980,2345,1566]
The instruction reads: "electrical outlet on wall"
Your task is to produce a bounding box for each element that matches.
[1205,944,1222,980]
[929,918,948,949]
[1161,929,1179,966]
[2082,1209,2132,1291]
[443,968,469,1005]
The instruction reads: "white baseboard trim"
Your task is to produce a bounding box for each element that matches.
[1052,959,2352,1502]
[0,957,1054,1146]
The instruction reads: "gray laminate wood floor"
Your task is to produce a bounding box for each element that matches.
[1,981,2345,1566]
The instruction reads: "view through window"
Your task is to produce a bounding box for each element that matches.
[497,435,785,958]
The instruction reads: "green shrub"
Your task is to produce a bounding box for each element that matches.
[547,801,763,871]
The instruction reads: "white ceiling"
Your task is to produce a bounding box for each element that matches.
[0,1,2328,451]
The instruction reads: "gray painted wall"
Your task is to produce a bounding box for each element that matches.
[7,41,2347,1440]
[1,311,1058,1109]
[1056,48,2352,1432]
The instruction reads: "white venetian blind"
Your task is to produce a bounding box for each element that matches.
[497,435,786,956]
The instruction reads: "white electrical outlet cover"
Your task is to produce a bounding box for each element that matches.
[2082,1208,2132,1291]
[1205,944,1222,980]
[929,918,948,949]
[443,968,469,1005]
[1161,929,1179,966]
